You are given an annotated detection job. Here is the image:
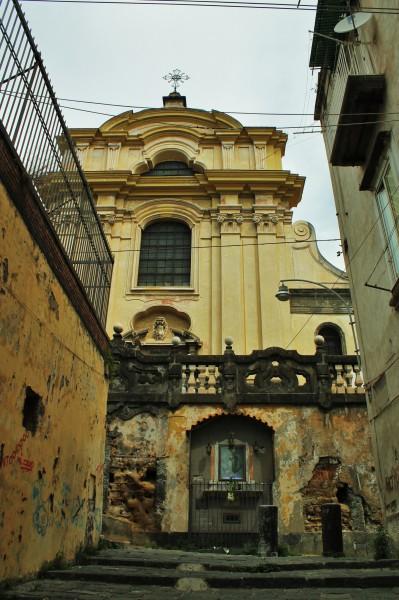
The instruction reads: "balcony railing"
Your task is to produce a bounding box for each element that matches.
[108,329,365,412]
[322,43,374,157]
[0,0,113,327]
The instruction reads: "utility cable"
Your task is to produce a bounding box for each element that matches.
[20,0,399,14]
[4,90,399,132]
[3,89,399,120]
[107,237,341,253]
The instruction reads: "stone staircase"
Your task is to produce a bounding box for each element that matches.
[3,546,399,599]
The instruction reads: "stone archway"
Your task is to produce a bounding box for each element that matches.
[189,414,274,533]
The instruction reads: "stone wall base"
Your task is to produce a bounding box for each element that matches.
[103,516,379,557]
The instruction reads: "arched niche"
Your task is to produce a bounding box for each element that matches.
[189,414,274,484]
[123,305,202,353]
[188,414,274,533]
[316,322,346,355]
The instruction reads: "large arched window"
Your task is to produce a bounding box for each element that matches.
[317,324,344,355]
[138,220,191,286]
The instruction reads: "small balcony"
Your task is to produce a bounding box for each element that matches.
[321,44,385,167]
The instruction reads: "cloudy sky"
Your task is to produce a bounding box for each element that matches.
[22,0,344,268]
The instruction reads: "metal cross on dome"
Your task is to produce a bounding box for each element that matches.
[163,69,190,93]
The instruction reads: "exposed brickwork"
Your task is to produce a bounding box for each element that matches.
[301,457,381,532]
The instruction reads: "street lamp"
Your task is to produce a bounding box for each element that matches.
[275,279,360,366]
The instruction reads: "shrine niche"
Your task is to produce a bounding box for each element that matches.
[122,305,202,353]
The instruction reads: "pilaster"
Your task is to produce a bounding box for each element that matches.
[217,207,245,352]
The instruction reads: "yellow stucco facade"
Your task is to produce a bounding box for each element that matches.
[0,182,108,581]
[70,94,353,356]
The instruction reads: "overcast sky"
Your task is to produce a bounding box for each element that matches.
[23,0,344,269]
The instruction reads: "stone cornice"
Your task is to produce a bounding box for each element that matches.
[85,169,304,207]
[69,123,288,152]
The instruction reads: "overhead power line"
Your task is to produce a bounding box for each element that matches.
[20,0,399,13]
[4,89,399,133]
[3,89,399,120]
[63,237,342,254]
[51,95,399,118]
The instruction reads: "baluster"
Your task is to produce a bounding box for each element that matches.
[182,364,190,393]
[194,367,200,393]
[207,366,217,394]
[344,365,354,392]
[215,368,222,393]
[198,366,207,393]
[204,366,210,393]
[187,365,196,394]
[335,364,345,393]
[354,365,364,392]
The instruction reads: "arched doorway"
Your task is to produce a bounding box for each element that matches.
[189,415,274,534]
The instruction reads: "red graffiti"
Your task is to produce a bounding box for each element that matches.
[18,456,34,472]
[0,431,33,472]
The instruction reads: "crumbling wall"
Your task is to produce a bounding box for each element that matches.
[301,456,380,531]
[158,405,381,534]
[105,411,168,531]
[0,183,108,581]
[104,403,381,538]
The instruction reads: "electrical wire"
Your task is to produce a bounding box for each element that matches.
[20,0,399,14]
[4,90,399,133]
[106,237,341,253]
[4,89,399,120]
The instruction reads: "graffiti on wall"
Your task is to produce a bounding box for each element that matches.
[31,475,101,537]
[0,431,34,472]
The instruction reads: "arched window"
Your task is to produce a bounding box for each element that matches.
[138,220,191,286]
[317,324,344,355]
[143,161,195,176]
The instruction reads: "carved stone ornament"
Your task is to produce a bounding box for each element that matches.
[153,317,168,341]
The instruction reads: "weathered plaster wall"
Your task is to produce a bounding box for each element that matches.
[106,403,380,536]
[315,3,399,541]
[0,183,108,581]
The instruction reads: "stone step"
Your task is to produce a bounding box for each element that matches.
[4,581,399,600]
[83,552,399,573]
[42,563,399,588]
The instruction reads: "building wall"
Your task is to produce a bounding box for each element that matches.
[313,2,399,541]
[0,182,108,581]
[106,404,380,537]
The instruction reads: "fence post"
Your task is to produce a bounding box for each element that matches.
[258,505,278,556]
[321,503,344,556]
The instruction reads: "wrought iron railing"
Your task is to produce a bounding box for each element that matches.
[189,480,273,533]
[0,0,113,327]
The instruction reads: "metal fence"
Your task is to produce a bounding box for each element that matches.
[189,481,273,534]
[0,0,113,327]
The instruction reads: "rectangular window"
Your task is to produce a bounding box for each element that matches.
[218,445,246,481]
[138,221,191,287]
[376,162,399,276]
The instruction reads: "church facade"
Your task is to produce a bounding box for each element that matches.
[69,92,380,552]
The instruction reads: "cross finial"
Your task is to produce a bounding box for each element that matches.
[163,68,190,93]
